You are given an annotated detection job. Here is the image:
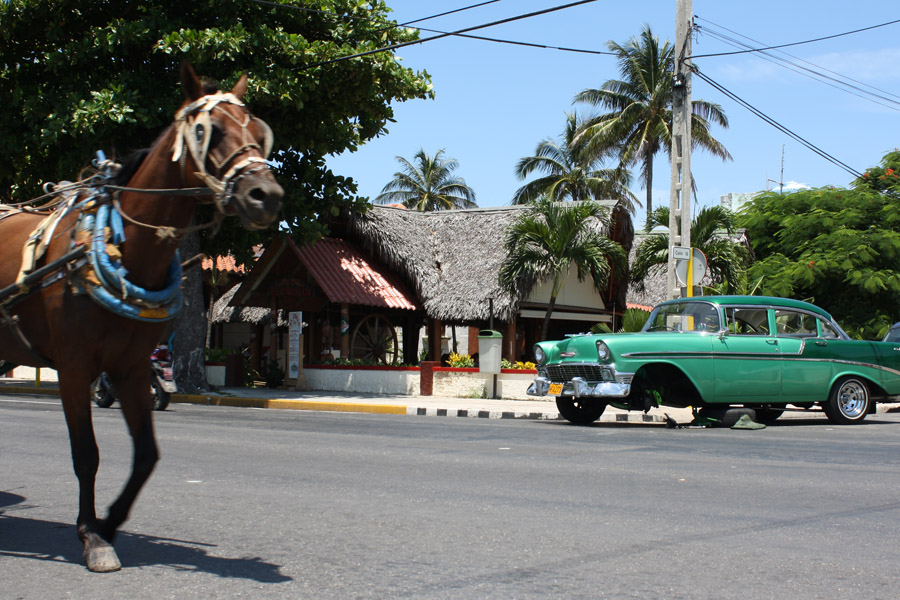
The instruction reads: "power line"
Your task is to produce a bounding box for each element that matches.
[247,0,613,65]
[695,24,900,113]
[394,1,506,28]
[693,67,863,179]
[706,31,900,112]
[696,16,900,103]
[689,17,900,59]
[299,0,603,70]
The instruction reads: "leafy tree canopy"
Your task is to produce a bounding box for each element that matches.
[0,0,433,260]
[740,150,900,339]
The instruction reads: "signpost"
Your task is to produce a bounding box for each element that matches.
[288,311,304,389]
[674,248,707,297]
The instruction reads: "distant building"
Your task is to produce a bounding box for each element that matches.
[721,181,812,213]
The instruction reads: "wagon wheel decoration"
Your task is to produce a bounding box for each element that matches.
[350,313,399,364]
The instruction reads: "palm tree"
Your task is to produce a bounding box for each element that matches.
[630,205,748,294]
[573,25,731,222]
[375,148,476,211]
[512,113,636,211]
[499,198,626,341]
[514,113,638,316]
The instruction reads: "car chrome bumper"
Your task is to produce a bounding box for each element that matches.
[527,376,631,398]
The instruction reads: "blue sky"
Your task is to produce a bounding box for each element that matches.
[327,0,899,227]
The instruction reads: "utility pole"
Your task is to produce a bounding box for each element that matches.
[667,0,693,298]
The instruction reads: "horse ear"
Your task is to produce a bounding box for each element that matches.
[181,62,203,101]
[231,73,248,100]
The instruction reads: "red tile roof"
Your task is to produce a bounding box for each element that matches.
[295,238,418,310]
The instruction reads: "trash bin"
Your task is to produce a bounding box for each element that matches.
[478,330,503,374]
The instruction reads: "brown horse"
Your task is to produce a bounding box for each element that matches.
[0,63,283,571]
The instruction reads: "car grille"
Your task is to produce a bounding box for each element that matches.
[545,364,611,383]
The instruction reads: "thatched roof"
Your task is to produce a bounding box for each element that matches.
[348,203,617,323]
[210,283,286,325]
[626,234,670,309]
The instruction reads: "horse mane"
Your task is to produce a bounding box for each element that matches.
[110,149,151,186]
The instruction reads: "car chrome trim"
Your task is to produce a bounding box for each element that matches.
[527,377,551,397]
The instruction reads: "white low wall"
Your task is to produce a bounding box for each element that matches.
[4,366,58,382]
[432,369,536,400]
[302,366,537,400]
[303,367,420,396]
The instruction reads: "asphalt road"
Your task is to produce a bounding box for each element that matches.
[3,395,900,599]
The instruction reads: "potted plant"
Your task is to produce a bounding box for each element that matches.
[205,347,229,387]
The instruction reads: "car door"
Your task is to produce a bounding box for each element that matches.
[873,338,900,395]
[775,310,833,402]
[714,306,782,399]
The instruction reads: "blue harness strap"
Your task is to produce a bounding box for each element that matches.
[77,204,184,322]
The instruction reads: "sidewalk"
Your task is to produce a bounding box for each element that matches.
[0,377,680,424]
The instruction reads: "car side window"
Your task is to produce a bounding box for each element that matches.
[820,319,842,339]
[724,308,770,335]
[775,309,818,337]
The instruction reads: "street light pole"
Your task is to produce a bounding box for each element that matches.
[668,0,693,298]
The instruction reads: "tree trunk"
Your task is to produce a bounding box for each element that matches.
[541,294,559,342]
[645,156,654,223]
[173,231,208,393]
[608,203,635,315]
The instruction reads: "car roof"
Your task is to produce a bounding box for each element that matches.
[656,295,833,320]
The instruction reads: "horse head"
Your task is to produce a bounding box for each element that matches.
[173,63,283,230]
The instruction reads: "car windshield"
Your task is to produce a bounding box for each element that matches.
[884,325,900,343]
[644,301,721,333]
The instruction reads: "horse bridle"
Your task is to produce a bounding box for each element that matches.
[171,91,274,215]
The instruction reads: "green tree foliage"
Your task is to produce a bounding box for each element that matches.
[499,198,626,341]
[741,150,900,338]
[631,205,747,294]
[591,307,650,333]
[0,0,433,257]
[573,25,731,222]
[375,148,476,210]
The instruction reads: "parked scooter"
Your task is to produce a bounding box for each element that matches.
[91,345,177,411]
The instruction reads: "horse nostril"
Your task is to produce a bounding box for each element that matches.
[249,187,267,202]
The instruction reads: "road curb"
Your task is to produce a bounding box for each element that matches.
[170,393,408,415]
[0,384,666,423]
[0,385,58,396]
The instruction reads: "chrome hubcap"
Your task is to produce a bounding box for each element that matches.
[838,380,868,418]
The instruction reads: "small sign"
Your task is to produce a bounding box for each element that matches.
[672,246,691,261]
[288,311,303,379]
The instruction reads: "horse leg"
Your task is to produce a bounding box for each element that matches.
[58,376,122,572]
[97,372,159,545]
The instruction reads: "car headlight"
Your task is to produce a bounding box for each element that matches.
[596,341,611,362]
[533,345,545,365]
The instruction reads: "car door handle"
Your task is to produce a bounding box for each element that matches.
[766,339,778,345]
[815,340,827,346]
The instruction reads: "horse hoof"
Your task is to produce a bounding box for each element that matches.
[84,542,122,573]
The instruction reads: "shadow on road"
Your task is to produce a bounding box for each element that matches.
[0,491,291,583]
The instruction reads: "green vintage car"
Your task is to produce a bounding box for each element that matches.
[528,296,900,425]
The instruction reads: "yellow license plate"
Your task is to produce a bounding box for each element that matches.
[548,383,563,395]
